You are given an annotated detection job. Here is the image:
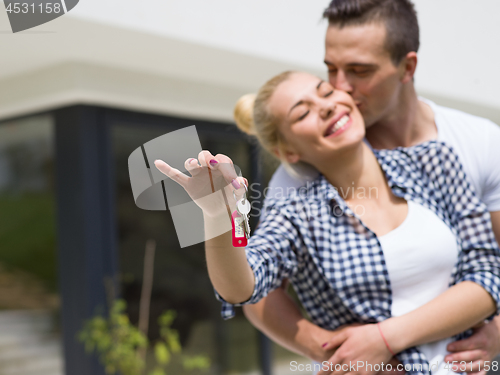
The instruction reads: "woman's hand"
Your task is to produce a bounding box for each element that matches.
[154,150,247,218]
[156,150,255,302]
[318,324,393,375]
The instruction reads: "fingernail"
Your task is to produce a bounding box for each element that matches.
[209,159,218,166]
[321,342,328,348]
[231,179,241,189]
[189,158,197,164]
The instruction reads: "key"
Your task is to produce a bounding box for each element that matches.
[237,198,251,238]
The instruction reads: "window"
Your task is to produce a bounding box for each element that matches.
[0,114,62,374]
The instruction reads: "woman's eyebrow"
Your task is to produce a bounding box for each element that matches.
[288,80,324,116]
[288,100,304,116]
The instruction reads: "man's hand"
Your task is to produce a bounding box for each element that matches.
[317,324,393,375]
[316,325,404,375]
[444,318,500,375]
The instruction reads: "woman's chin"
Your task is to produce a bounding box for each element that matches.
[324,127,364,151]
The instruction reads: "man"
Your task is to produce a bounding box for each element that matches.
[242,0,500,374]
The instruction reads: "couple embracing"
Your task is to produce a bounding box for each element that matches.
[155,1,500,374]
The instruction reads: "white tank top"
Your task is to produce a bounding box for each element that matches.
[378,200,459,375]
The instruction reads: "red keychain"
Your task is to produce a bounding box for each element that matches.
[231,184,251,247]
[208,165,250,247]
[231,210,248,247]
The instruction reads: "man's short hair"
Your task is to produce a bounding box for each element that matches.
[323,0,419,65]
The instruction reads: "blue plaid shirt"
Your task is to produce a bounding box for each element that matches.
[215,141,500,375]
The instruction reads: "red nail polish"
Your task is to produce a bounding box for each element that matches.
[322,342,328,348]
[209,159,218,165]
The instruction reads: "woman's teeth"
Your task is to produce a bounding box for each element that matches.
[326,115,350,136]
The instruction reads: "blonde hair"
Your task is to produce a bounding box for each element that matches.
[234,71,321,181]
[233,71,321,180]
[234,71,295,157]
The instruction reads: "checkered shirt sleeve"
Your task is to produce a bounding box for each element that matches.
[214,201,301,319]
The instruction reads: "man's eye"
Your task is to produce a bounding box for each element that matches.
[324,90,334,97]
[353,70,370,76]
[298,110,310,121]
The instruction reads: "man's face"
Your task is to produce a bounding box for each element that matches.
[324,22,405,128]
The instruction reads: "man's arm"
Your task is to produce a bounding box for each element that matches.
[444,210,500,374]
[242,284,335,363]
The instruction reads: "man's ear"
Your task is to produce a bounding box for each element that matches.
[272,146,301,164]
[400,51,418,84]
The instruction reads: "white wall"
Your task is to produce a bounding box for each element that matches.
[66,0,500,109]
[415,0,500,109]
[67,0,329,72]
[1,0,499,121]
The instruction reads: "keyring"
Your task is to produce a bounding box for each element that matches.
[233,181,248,203]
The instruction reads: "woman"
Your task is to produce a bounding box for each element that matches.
[154,71,500,375]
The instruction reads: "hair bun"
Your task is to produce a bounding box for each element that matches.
[234,94,257,136]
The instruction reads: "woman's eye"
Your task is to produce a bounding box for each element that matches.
[298,110,310,121]
[324,90,334,97]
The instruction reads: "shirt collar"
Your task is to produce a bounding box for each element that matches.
[373,148,416,192]
[308,174,352,215]
[306,148,418,213]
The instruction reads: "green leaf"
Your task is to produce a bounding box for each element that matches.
[114,299,127,313]
[78,301,211,375]
[149,367,166,375]
[165,330,181,354]
[154,342,170,365]
[158,310,176,328]
[183,355,211,370]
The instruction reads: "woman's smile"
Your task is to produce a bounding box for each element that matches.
[324,112,352,138]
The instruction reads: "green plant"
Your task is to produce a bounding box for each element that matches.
[78,300,210,375]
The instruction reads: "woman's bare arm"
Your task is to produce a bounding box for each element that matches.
[382,280,496,352]
[204,213,255,304]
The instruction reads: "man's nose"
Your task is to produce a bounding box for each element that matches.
[334,71,353,93]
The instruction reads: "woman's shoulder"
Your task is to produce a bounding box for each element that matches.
[262,175,330,212]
